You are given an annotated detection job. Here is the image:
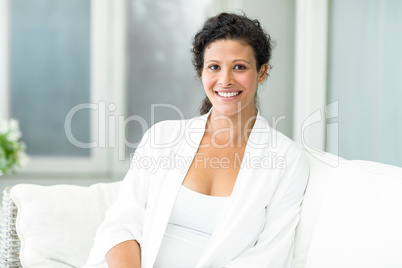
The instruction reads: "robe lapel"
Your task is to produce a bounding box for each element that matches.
[196,111,272,267]
[144,110,211,268]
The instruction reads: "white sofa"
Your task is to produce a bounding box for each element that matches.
[1,150,402,267]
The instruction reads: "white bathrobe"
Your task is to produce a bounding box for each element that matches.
[84,109,309,268]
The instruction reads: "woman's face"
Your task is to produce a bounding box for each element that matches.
[201,39,267,117]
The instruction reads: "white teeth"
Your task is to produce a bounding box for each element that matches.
[217,91,240,98]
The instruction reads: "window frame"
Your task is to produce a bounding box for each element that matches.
[0,0,129,177]
[293,0,330,152]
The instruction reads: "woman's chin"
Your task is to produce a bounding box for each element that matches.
[212,102,254,118]
[211,107,243,118]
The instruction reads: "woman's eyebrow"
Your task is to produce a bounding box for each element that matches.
[205,59,251,64]
[233,59,251,64]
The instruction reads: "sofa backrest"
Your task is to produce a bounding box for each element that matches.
[293,150,402,268]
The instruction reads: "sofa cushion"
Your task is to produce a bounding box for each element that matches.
[294,150,402,268]
[10,182,121,268]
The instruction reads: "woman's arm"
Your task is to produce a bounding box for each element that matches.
[106,240,141,268]
[84,128,152,266]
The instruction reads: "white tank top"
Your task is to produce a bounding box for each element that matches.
[153,185,229,268]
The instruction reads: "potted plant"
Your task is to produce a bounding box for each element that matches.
[0,116,28,176]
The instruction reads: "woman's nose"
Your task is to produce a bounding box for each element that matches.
[218,70,234,87]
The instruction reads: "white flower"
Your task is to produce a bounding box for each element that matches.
[0,115,28,175]
[7,128,22,141]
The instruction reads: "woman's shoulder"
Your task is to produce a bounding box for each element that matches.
[143,117,195,150]
[265,125,306,162]
[254,113,303,154]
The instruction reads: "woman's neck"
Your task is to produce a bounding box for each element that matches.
[206,106,257,148]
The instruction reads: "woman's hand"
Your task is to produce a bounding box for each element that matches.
[106,240,141,268]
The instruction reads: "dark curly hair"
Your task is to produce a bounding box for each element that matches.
[192,12,274,115]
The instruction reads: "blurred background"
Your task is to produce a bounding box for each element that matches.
[0,0,401,188]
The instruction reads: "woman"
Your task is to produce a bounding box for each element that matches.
[85,12,309,268]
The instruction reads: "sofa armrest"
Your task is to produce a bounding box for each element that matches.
[0,186,22,267]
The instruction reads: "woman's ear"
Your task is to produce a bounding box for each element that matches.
[258,64,268,83]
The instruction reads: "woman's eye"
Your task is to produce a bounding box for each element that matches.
[234,65,246,70]
[209,65,220,70]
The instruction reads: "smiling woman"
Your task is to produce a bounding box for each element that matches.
[193,13,273,117]
[84,12,309,268]
[201,39,267,118]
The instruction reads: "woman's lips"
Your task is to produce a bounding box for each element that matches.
[215,91,242,100]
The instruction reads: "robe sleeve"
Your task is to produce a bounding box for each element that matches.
[223,147,310,268]
[83,130,151,267]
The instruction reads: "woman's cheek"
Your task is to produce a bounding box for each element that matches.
[202,74,216,90]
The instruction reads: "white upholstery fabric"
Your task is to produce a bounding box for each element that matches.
[10,182,121,268]
[293,150,402,268]
[293,151,340,268]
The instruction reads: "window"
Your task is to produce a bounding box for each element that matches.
[0,0,214,178]
[1,0,109,176]
[294,0,402,167]
[327,0,402,166]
